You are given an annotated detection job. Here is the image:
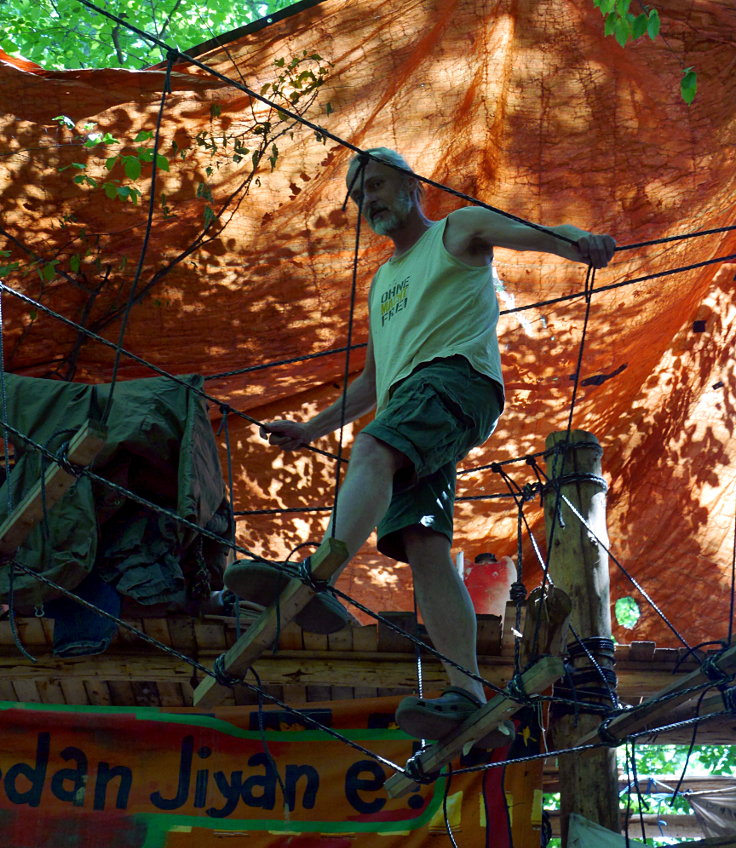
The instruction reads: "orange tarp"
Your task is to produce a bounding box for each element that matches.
[0,0,735,646]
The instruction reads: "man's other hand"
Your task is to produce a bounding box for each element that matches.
[259,420,312,451]
[576,234,616,268]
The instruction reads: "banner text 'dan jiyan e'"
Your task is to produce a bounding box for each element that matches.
[0,699,529,847]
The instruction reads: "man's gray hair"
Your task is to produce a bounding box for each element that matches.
[347,147,424,202]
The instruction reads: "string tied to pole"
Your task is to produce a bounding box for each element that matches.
[212,653,246,689]
[297,556,330,593]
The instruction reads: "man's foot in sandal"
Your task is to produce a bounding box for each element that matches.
[395,687,516,749]
[395,687,483,739]
[224,557,350,635]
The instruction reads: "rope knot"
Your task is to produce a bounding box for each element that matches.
[55,442,84,477]
[506,673,533,705]
[213,654,244,688]
[297,556,329,593]
[510,581,527,604]
[404,750,440,785]
[701,650,734,685]
[490,462,502,473]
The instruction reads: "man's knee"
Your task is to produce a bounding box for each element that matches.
[403,524,452,565]
[352,432,410,474]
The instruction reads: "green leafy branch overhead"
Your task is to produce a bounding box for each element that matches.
[591,0,697,102]
[0,48,331,379]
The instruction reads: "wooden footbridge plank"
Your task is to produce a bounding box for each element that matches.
[384,655,564,798]
[0,421,106,555]
[192,537,349,707]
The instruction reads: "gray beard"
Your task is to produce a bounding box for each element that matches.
[368,188,413,235]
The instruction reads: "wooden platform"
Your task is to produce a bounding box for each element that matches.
[0,602,733,743]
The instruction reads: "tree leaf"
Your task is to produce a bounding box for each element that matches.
[614,15,631,47]
[647,8,660,39]
[632,12,648,40]
[155,153,170,172]
[681,67,697,104]
[123,155,142,180]
[133,130,153,142]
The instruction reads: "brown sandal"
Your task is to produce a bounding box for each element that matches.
[395,687,516,749]
[395,687,481,740]
[224,558,349,635]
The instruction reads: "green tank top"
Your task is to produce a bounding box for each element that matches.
[369,217,504,411]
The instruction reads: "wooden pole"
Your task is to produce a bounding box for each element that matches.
[544,430,620,844]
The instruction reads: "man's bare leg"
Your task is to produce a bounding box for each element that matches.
[403,524,486,704]
[324,432,409,563]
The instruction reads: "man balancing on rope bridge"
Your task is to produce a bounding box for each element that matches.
[225,148,615,742]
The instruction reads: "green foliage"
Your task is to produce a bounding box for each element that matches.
[615,595,641,629]
[1,43,331,381]
[0,0,300,69]
[545,745,736,844]
[56,119,169,205]
[681,66,697,104]
[591,0,695,103]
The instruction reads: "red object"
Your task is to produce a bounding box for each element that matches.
[464,556,515,616]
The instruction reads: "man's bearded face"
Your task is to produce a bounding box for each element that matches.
[367,182,413,235]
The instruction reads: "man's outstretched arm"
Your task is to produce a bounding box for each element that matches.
[446,206,616,268]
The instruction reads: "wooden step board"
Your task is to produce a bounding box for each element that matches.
[0,421,106,555]
[193,537,349,707]
[385,654,564,798]
[576,641,736,748]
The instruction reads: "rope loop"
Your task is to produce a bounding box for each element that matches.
[54,442,84,478]
[297,556,330,593]
[213,654,244,688]
[597,715,621,748]
[721,686,736,712]
[509,581,527,604]
[404,750,440,785]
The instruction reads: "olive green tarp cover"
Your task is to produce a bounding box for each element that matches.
[0,374,227,611]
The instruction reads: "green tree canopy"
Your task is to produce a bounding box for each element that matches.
[0,0,300,69]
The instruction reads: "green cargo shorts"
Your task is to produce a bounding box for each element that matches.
[362,355,503,563]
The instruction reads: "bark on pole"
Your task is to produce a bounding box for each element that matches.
[544,430,620,845]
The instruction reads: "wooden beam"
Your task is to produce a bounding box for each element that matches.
[384,655,563,798]
[192,538,349,707]
[0,421,106,555]
[576,643,736,747]
[547,811,716,841]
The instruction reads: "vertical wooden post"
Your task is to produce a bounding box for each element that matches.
[544,430,620,845]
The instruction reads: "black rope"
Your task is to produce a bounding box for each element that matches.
[4,0,734,784]
[501,251,736,317]
[69,0,736,262]
[330,156,366,539]
[101,51,176,425]
[6,558,410,775]
[328,584,506,697]
[554,486,693,652]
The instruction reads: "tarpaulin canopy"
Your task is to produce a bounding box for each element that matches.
[0,0,734,648]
